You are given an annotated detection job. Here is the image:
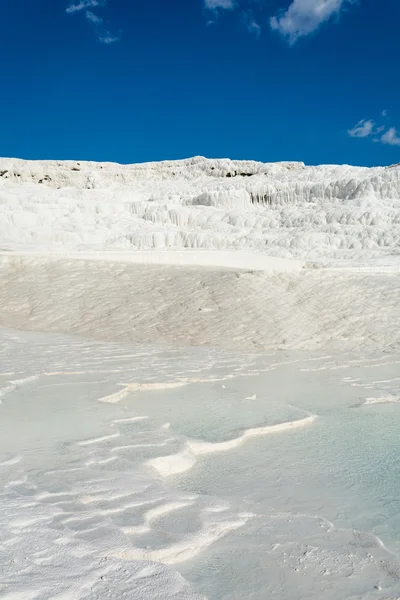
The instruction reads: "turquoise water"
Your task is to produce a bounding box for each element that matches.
[130,354,400,599]
[1,329,400,600]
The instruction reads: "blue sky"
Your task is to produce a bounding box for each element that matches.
[1,0,400,166]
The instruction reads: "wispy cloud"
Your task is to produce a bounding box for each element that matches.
[203,0,356,42]
[380,127,400,147]
[205,0,261,36]
[348,114,400,148]
[243,10,261,37]
[85,9,102,24]
[204,0,236,9]
[66,0,120,44]
[348,119,377,139]
[270,0,349,44]
[66,0,103,14]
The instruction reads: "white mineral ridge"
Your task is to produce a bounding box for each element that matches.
[0,155,400,265]
[1,155,399,350]
[2,158,400,600]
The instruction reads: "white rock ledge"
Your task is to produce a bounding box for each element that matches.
[0,250,305,272]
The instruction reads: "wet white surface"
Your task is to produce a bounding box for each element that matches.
[1,329,400,599]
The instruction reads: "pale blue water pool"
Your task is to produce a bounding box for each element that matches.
[1,330,400,600]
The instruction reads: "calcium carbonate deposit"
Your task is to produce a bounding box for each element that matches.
[1,157,400,600]
[1,156,400,264]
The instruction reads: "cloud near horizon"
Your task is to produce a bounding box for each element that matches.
[348,119,377,139]
[381,127,400,147]
[348,116,400,148]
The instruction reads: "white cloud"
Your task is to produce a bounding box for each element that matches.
[204,0,235,9]
[86,10,102,25]
[66,0,103,14]
[243,11,261,36]
[348,119,376,139]
[270,0,348,44]
[98,32,120,44]
[380,127,400,147]
[348,116,400,149]
[66,0,120,44]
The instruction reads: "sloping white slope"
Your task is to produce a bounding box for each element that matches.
[1,257,399,351]
[1,156,400,264]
